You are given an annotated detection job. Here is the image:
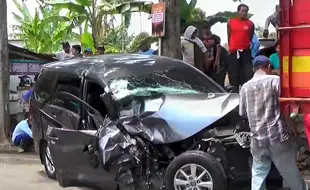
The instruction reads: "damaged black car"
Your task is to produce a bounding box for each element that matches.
[29,54,283,190]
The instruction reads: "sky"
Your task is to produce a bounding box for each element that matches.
[7,0,278,44]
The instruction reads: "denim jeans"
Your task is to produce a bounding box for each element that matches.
[251,139,307,190]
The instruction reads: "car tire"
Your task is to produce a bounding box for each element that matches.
[41,143,56,180]
[165,150,227,190]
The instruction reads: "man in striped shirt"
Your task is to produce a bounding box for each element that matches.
[239,55,307,190]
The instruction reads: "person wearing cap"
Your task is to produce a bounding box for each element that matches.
[239,55,307,190]
[84,48,93,57]
[54,42,74,61]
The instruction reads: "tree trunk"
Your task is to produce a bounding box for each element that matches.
[0,0,11,145]
[160,0,181,59]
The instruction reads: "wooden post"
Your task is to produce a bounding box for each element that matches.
[160,0,181,59]
[0,0,11,144]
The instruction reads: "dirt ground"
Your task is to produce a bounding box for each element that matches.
[0,152,86,190]
[1,151,310,190]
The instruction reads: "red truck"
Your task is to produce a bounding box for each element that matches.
[279,0,310,145]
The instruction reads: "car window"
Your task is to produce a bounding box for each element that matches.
[50,95,80,115]
[108,60,225,101]
[56,72,81,97]
[52,72,81,114]
[85,81,107,117]
[34,70,58,102]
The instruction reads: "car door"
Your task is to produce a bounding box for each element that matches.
[39,70,83,138]
[45,92,117,190]
[30,69,58,152]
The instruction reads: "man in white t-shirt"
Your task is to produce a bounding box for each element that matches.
[55,42,74,60]
[181,26,209,71]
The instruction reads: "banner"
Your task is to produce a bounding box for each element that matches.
[10,60,45,75]
[151,2,166,37]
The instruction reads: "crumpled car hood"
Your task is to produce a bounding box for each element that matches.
[119,93,239,144]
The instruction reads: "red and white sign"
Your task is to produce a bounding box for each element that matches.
[151,2,166,37]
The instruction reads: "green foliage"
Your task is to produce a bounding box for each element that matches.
[180,0,197,22]
[186,8,207,23]
[129,32,157,53]
[99,24,134,53]
[210,11,254,21]
[80,22,95,52]
[12,0,76,53]
[114,1,152,14]
[181,7,254,34]
[44,0,123,46]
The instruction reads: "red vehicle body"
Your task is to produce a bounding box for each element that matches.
[279,0,310,145]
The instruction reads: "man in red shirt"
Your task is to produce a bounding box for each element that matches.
[227,4,254,90]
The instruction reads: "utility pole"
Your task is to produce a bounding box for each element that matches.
[160,0,181,59]
[0,0,11,144]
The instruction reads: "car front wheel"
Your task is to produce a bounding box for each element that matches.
[164,150,226,190]
[42,143,56,179]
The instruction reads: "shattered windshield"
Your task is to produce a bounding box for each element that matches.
[108,64,224,101]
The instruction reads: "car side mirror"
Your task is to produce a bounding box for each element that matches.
[224,85,238,93]
[100,93,118,120]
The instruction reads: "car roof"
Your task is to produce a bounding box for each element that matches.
[43,54,187,82]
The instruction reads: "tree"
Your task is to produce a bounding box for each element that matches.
[160,0,181,59]
[0,0,10,145]
[12,0,77,53]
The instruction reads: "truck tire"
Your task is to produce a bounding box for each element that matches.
[41,143,56,180]
[165,150,226,190]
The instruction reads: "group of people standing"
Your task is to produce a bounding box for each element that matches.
[181,3,307,190]
[51,42,106,61]
[181,4,258,89]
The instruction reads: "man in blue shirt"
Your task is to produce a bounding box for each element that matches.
[12,119,33,153]
[250,33,260,60]
[138,38,154,55]
[23,89,33,103]
[22,73,38,103]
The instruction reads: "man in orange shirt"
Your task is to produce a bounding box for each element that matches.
[227,4,254,91]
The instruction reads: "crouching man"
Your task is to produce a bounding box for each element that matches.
[12,118,33,153]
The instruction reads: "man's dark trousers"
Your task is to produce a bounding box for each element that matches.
[227,49,253,90]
